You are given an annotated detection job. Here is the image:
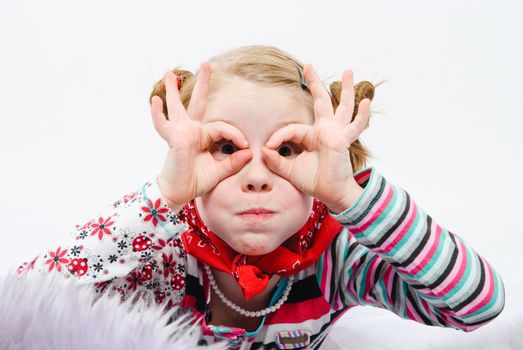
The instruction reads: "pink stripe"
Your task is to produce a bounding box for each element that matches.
[354,168,372,185]
[320,245,333,301]
[348,182,394,234]
[400,220,441,274]
[382,265,395,307]
[374,197,417,255]
[362,258,381,305]
[267,296,331,324]
[455,256,495,316]
[405,298,423,323]
[438,311,468,330]
[419,298,440,321]
[431,237,467,296]
[346,260,362,297]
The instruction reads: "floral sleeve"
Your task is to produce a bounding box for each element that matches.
[328,167,505,332]
[16,178,189,307]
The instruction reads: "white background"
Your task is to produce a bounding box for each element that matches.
[1,1,522,348]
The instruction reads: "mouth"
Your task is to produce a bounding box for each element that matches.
[237,208,276,222]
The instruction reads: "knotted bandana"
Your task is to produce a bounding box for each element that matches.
[177,198,343,301]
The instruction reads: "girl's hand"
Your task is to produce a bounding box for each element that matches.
[261,64,371,213]
[151,63,252,208]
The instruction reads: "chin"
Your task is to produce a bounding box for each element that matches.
[232,237,281,256]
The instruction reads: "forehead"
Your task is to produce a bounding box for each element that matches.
[204,78,314,129]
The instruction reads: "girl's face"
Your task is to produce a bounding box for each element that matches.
[195,76,315,256]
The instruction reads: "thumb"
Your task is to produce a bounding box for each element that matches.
[261,147,292,180]
[214,149,252,182]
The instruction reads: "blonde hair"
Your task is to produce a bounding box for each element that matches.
[149,45,383,173]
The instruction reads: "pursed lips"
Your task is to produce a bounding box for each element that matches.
[237,208,277,222]
[238,208,275,215]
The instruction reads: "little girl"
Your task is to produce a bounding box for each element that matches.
[16,45,505,349]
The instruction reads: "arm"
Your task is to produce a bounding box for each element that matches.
[16,177,189,305]
[328,167,505,332]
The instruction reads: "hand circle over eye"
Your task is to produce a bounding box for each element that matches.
[150,63,253,207]
[261,64,371,209]
[212,139,301,158]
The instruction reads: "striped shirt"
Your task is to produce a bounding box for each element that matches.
[16,167,505,349]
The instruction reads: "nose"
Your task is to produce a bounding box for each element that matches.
[240,150,273,193]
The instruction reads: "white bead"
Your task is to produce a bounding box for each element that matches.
[204,265,295,318]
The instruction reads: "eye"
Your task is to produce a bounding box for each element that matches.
[214,140,239,155]
[212,140,303,157]
[276,142,302,157]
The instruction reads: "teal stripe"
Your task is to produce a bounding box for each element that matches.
[346,247,367,286]
[354,183,400,241]
[336,167,376,221]
[384,205,422,258]
[402,282,409,318]
[378,274,394,310]
[316,253,325,286]
[414,232,473,303]
[460,267,502,320]
[245,276,290,338]
[411,228,449,281]
[437,239,474,303]
[358,256,375,301]
[341,233,350,262]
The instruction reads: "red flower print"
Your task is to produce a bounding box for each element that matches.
[90,216,115,240]
[142,263,153,280]
[152,237,173,251]
[25,255,39,271]
[68,258,88,277]
[162,253,176,278]
[141,198,169,228]
[171,273,185,291]
[45,247,69,272]
[94,281,110,294]
[76,219,94,231]
[126,271,144,291]
[123,191,139,203]
[16,256,39,276]
[155,291,166,304]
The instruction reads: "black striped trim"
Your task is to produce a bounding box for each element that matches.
[184,274,206,314]
[286,275,323,304]
[442,253,486,313]
[366,190,412,249]
[390,215,433,268]
[342,177,385,225]
[405,288,435,325]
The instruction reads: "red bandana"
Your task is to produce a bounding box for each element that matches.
[177,199,343,301]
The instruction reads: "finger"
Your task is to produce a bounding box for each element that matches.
[164,70,187,123]
[344,98,371,142]
[204,120,249,149]
[215,149,252,181]
[261,146,293,180]
[303,64,334,121]
[150,95,170,142]
[187,62,211,121]
[265,124,310,150]
[334,69,355,126]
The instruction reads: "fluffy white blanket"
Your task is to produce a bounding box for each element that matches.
[0,270,226,350]
[1,269,521,349]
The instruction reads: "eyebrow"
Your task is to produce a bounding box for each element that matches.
[207,118,304,129]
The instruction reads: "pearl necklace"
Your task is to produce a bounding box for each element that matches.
[203,264,295,318]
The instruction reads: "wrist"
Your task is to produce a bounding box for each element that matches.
[328,181,364,215]
[156,176,184,213]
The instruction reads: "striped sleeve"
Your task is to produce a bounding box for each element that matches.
[327,167,505,332]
